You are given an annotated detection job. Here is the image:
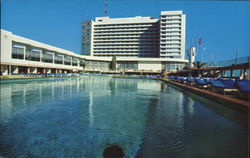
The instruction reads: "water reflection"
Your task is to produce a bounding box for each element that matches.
[0,77,154,157]
[187,97,194,115]
[0,85,12,119]
[0,77,248,158]
[79,78,153,157]
[1,78,83,120]
[88,91,94,127]
[160,82,168,92]
[136,87,186,158]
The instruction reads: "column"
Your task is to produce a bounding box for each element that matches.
[239,69,243,79]
[62,55,64,65]
[243,69,246,79]
[23,47,26,60]
[52,53,55,63]
[230,69,233,78]
[8,65,11,75]
[40,51,42,62]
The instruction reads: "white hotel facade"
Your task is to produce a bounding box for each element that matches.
[1,10,188,75]
[82,11,186,58]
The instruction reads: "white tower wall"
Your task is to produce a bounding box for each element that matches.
[188,47,196,67]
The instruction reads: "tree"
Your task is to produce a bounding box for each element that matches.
[193,61,206,69]
[193,61,206,77]
[110,56,117,70]
[81,61,87,71]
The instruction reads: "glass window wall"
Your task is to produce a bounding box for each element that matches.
[163,62,184,71]
[64,56,72,65]
[42,51,53,63]
[12,43,25,59]
[85,61,110,70]
[54,54,63,64]
[117,62,138,70]
[26,47,41,61]
[72,58,79,66]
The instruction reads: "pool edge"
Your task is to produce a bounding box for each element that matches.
[160,78,249,115]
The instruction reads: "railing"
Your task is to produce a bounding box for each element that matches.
[206,56,250,67]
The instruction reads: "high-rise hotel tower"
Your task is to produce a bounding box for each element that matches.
[82,11,186,59]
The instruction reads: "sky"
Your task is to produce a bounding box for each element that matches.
[1,0,249,62]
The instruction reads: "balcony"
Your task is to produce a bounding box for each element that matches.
[94,24,155,29]
[93,38,159,42]
[93,27,159,32]
[160,41,181,44]
[161,16,181,20]
[94,31,159,35]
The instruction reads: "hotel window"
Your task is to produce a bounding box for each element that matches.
[26,47,41,61]
[64,56,72,65]
[79,59,84,66]
[54,54,63,64]
[72,58,78,66]
[42,51,53,63]
[12,43,25,59]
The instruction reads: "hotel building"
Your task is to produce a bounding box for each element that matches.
[1,11,188,75]
[82,11,186,59]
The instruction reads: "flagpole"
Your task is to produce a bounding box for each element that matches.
[236,48,239,64]
[198,38,202,62]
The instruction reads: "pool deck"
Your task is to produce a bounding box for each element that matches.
[0,75,43,80]
[0,74,158,81]
[0,75,77,81]
[160,78,249,115]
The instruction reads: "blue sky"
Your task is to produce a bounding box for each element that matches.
[2,0,249,62]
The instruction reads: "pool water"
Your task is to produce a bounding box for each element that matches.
[0,77,248,158]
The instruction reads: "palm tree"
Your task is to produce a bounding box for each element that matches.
[81,62,87,72]
[110,56,117,70]
[193,61,206,77]
[193,61,206,69]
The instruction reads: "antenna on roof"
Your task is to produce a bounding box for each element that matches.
[104,0,108,17]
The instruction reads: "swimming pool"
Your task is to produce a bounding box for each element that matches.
[0,77,248,158]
